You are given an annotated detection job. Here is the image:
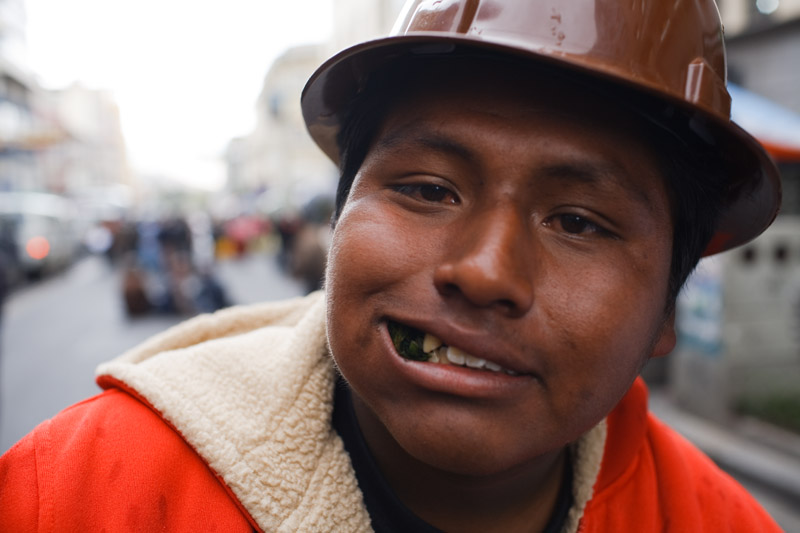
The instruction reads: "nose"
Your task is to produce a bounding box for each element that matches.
[433,206,535,316]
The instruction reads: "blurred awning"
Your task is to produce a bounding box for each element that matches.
[730,83,800,162]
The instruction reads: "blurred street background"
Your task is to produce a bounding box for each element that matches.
[0,248,306,452]
[0,0,798,530]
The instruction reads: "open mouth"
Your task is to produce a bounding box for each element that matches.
[388,321,522,376]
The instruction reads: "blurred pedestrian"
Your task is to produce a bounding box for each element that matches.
[275,207,302,270]
[289,194,334,293]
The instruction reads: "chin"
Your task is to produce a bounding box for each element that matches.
[384,409,554,478]
[414,445,529,477]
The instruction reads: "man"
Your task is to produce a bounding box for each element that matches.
[0,1,783,531]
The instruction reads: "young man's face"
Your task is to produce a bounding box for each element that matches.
[326,66,676,476]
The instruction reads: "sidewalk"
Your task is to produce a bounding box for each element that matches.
[649,388,800,530]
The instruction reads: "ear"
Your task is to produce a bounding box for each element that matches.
[651,310,676,358]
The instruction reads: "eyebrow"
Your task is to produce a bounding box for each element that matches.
[373,122,658,208]
[540,161,623,186]
[538,160,657,208]
[372,125,478,165]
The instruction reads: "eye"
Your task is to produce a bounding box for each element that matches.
[394,183,459,205]
[548,213,611,237]
[559,214,594,234]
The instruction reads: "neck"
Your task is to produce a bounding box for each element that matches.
[352,397,568,533]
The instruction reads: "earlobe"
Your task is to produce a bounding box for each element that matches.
[652,311,677,358]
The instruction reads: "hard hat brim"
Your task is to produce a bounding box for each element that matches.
[302,34,781,256]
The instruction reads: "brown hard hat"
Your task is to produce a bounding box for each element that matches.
[302,0,782,255]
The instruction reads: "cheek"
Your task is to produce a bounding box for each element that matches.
[326,198,436,297]
[538,250,671,387]
[325,199,426,368]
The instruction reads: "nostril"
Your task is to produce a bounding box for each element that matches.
[438,281,461,298]
[496,298,519,313]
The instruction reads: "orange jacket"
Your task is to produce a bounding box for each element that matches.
[0,384,255,532]
[0,377,780,532]
[581,380,780,531]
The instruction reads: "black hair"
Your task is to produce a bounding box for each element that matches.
[654,133,726,308]
[332,52,727,310]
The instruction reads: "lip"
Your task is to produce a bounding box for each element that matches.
[380,318,541,399]
[388,315,536,374]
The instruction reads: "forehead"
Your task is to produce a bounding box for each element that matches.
[366,59,668,204]
[381,58,653,147]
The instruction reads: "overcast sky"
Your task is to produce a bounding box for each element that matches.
[25,0,333,190]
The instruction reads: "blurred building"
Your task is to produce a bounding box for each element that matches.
[0,0,27,68]
[0,0,43,192]
[669,1,800,424]
[0,57,41,192]
[0,0,131,201]
[719,0,800,113]
[225,0,410,213]
[719,0,800,228]
[36,84,132,196]
[331,0,407,51]
[225,44,336,210]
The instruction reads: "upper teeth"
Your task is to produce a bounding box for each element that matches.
[423,334,443,353]
[423,334,519,376]
[446,345,466,365]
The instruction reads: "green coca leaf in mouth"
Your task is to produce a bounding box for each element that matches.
[388,321,428,361]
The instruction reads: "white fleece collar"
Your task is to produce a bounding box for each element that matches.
[97,292,605,533]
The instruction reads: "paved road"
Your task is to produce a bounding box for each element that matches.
[0,252,304,453]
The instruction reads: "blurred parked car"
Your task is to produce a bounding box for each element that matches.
[0,192,81,281]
